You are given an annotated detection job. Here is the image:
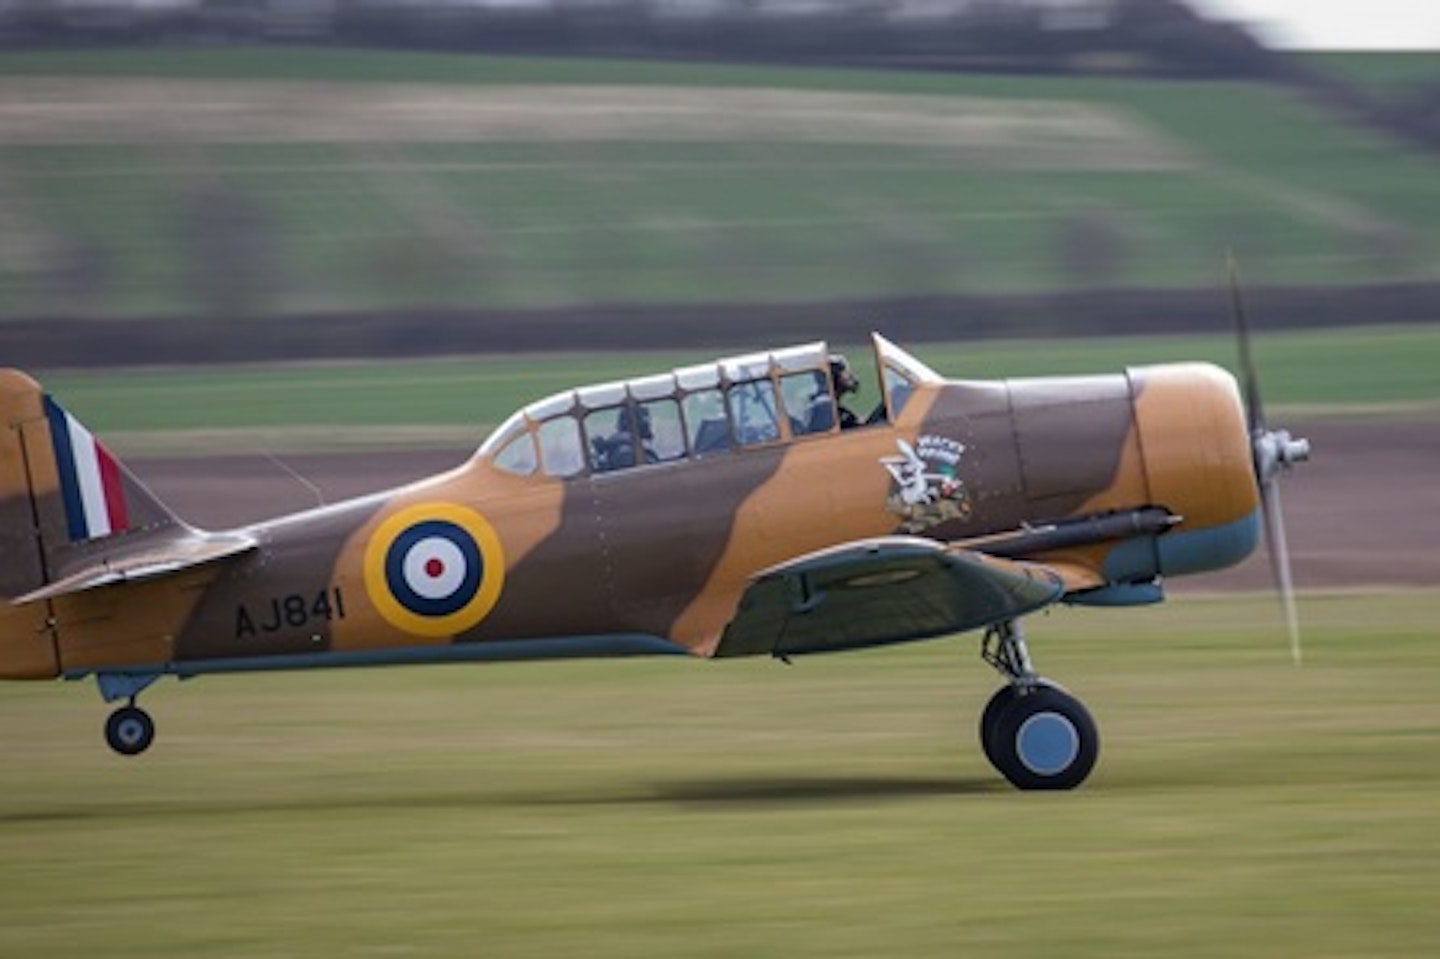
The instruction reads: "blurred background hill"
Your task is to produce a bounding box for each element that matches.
[0,1,1436,364]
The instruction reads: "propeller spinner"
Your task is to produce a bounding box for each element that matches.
[1228,255,1312,664]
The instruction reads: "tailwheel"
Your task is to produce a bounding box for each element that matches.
[104,704,155,757]
[987,685,1098,790]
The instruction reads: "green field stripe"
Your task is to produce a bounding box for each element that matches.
[1300,51,1440,95]
[33,325,1440,436]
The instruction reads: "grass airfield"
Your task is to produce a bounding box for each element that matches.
[3,593,1437,958]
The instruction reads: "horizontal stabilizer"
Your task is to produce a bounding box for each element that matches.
[715,536,1065,658]
[13,530,256,605]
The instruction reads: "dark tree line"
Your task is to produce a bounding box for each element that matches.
[2,0,1277,80]
[7,282,1440,368]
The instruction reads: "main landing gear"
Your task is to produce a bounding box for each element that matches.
[978,620,1099,790]
[96,673,160,757]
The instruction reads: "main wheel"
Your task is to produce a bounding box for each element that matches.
[978,680,1056,770]
[105,705,155,757]
[987,686,1098,790]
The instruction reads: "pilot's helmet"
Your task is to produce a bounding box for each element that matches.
[616,403,653,439]
[829,354,859,396]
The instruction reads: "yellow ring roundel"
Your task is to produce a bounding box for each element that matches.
[363,502,506,638]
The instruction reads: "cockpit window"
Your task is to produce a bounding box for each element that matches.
[493,431,537,475]
[481,411,534,474]
[685,388,731,455]
[728,378,782,447]
[884,364,917,418]
[537,415,584,478]
[586,399,687,474]
[485,339,930,479]
[640,398,686,462]
[873,334,942,422]
[783,370,834,436]
[586,405,638,473]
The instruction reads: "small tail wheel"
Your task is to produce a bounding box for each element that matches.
[987,685,1099,790]
[105,705,156,757]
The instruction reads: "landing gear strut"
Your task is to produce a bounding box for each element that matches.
[978,620,1099,790]
[96,673,160,757]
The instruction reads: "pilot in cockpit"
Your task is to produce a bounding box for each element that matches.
[802,354,862,433]
[594,404,657,471]
[828,354,861,430]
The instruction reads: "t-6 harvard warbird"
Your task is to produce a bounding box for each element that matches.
[0,333,1308,789]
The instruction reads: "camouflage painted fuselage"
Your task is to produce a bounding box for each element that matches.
[0,343,1258,682]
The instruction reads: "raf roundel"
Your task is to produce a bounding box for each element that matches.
[363,503,505,637]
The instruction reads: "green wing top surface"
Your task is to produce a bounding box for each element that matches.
[715,536,1065,659]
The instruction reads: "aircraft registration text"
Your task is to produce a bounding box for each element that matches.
[234,587,347,639]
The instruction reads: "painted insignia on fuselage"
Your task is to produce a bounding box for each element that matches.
[881,435,971,533]
[363,502,506,638]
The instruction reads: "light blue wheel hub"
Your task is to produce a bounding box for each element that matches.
[117,718,146,746]
[1016,711,1080,776]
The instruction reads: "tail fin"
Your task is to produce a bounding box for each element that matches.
[2,369,182,601]
[3,371,255,679]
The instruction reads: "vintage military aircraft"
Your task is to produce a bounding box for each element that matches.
[0,331,1308,789]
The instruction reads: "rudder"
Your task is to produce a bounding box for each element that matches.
[0,370,49,602]
[1,369,60,677]
[1,370,182,677]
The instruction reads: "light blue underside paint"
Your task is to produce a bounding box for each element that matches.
[95,672,160,703]
[1064,582,1165,607]
[1016,712,1080,776]
[1104,509,1261,583]
[67,634,690,684]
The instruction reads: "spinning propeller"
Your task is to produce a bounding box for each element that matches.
[1228,255,1312,664]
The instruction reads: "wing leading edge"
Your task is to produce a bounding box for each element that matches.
[714,536,1065,659]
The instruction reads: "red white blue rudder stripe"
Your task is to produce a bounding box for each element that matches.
[44,395,129,542]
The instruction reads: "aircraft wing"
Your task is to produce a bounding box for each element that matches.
[12,530,257,605]
[714,536,1065,658]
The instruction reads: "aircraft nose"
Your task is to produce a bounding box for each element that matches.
[1128,361,1260,532]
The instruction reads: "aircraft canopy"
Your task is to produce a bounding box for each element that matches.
[479,334,940,479]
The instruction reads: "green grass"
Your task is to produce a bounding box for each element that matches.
[1301,51,1440,96]
[1,48,1437,317]
[2,592,1437,957]
[36,325,1440,443]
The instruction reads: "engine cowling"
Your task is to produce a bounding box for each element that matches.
[1121,362,1261,579]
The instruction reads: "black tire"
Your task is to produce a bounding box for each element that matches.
[978,680,1056,769]
[988,686,1098,790]
[979,685,1020,770]
[105,706,155,757]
